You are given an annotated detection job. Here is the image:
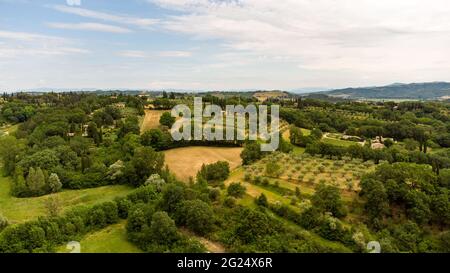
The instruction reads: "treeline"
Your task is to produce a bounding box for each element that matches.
[280,100,450,148]
[358,163,450,252]
[0,93,160,198]
[0,184,161,253]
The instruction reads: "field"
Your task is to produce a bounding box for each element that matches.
[227,152,375,213]
[140,110,168,133]
[0,175,133,224]
[164,146,243,181]
[57,221,142,253]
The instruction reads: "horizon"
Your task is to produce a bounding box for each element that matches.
[2,1,450,90]
[3,80,449,94]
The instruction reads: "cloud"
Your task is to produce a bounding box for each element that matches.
[0,30,65,42]
[66,0,81,6]
[0,30,89,59]
[51,5,159,29]
[118,50,192,58]
[147,0,450,80]
[47,22,132,33]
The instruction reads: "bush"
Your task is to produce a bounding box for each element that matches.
[0,214,8,231]
[176,200,214,235]
[227,182,246,198]
[255,194,268,207]
[197,161,230,185]
[224,197,237,208]
[208,188,221,202]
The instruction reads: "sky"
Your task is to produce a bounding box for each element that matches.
[1,0,450,91]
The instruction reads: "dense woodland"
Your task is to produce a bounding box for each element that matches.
[0,92,449,253]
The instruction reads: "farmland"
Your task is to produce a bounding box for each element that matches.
[140,110,168,133]
[164,146,243,181]
[0,92,449,254]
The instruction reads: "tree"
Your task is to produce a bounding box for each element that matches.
[118,116,140,138]
[125,147,165,187]
[361,178,389,226]
[405,190,431,225]
[160,183,186,213]
[255,193,268,207]
[0,213,8,231]
[312,182,347,218]
[289,126,303,145]
[141,129,171,150]
[69,136,91,156]
[310,128,323,140]
[26,167,46,196]
[87,121,102,145]
[148,211,180,245]
[145,174,166,192]
[265,161,281,178]
[48,173,62,193]
[12,166,27,197]
[196,161,230,184]
[44,195,61,217]
[227,182,246,198]
[0,136,24,176]
[159,112,176,128]
[241,142,263,165]
[404,138,419,151]
[384,139,394,148]
[177,200,214,235]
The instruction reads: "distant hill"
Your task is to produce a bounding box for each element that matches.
[316,82,450,100]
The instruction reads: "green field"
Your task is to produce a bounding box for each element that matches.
[0,175,134,224]
[322,136,358,147]
[57,221,142,253]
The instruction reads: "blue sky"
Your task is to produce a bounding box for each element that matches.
[1,0,450,91]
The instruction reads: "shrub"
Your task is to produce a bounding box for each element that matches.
[177,200,214,236]
[0,214,8,231]
[227,182,246,198]
[255,194,268,207]
[224,197,237,208]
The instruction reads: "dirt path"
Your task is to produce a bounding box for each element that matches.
[180,228,226,253]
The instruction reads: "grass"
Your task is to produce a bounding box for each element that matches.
[322,137,357,147]
[0,124,19,137]
[0,175,134,224]
[56,221,142,253]
[140,109,167,133]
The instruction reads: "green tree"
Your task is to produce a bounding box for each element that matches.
[241,142,263,165]
[227,182,246,198]
[26,167,47,196]
[148,211,180,245]
[159,112,176,127]
[44,195,61,217]
[196,161,230,185]
[289,126,303,145]
[178,200,214,235]
[0,136,24,175]
[125,147,165,187]
[0,213,8,231]
[265,161,281,178]
[310,128,323,140]
[48,173,62,193]
[255,193,268,207]
[312,182,347,218]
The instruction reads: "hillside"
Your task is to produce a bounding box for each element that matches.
[316,82,450,100]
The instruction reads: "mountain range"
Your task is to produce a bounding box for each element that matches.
[313,82,450,100]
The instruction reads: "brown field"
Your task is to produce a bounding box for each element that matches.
[164,146,243,181]
[140,110,167,133]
